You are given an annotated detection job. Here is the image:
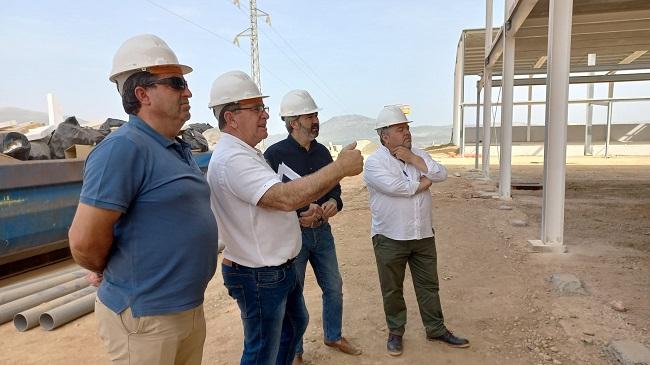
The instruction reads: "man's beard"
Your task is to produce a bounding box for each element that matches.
[301,123,319,139]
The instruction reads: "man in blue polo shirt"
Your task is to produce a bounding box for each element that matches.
[264,90,362,364]
[68,34,218,365]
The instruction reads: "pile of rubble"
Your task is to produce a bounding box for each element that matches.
[0,117,220,162]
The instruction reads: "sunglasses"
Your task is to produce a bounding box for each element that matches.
[145,76,188,91]
[235,104,270,114]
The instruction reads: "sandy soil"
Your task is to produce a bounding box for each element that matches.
[1,155,648,364]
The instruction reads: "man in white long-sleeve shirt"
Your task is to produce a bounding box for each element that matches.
[363,106,469,357]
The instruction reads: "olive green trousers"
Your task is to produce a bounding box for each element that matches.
[372,233,446,338]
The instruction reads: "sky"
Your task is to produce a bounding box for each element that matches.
[1,0,503,135]
[1,1,648,136]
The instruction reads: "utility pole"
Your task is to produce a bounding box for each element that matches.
[233,0,270,90]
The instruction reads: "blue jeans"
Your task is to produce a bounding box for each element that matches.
[294,223,344,354]
[222,260,309,365]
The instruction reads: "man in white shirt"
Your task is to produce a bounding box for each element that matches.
[363,105,469,357]
[206,71,363,365]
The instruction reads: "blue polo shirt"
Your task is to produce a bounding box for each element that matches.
[264,134,342,214]
[80,115,218,317]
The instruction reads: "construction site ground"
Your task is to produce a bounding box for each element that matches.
[1,155,648,364]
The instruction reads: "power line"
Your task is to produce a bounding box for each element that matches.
[266,25,350,112]
[141,0,291,89]
[230,0,350,113]
[143,0,232,45]
[233,0,269,90]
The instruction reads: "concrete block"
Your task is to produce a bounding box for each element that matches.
[528,240,567,253]
[606,340,650,365]
[548,273,588,296]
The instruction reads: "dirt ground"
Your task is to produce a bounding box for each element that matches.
[1,155,648,365]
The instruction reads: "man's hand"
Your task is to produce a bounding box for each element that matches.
[416,176,433,193]
[321,198,339,219]
[334,142,363,177]
[392,146,416,163]
[85,271,103,287]
[298,203,323,227]
[392,146,428,173]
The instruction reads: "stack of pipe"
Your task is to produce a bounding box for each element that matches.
[0,266,97,331]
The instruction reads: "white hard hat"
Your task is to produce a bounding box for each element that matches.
[279,89,321,117]
[375,105,412,129]
[208,70,268,109]
[109,34,192,95]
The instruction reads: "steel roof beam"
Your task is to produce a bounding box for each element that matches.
[486,0,540,69]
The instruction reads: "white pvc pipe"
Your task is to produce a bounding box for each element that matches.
[14,286,96,331]
[0,269,86,306]
[541,0,573,246]
[40,292,96,331]
[0,277,89,324]
[0,266,80,292]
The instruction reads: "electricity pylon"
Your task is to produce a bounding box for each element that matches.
[233,0,271,91]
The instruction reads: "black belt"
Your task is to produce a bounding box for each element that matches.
[222,257,296,269]
[302,218,327,229]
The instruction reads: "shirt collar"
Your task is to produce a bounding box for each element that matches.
[287,133,316,152]
[378,144,392,157]
[128,115,176,148]
[377,145,406,165]
[221,133,264,156]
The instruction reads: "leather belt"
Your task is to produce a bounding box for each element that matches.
[222,257,296,269]
[303,217,327,229]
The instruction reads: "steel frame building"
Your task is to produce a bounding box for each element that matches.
[452,0,650,251]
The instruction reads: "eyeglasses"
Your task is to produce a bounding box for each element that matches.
[145,76,188,91]
[235,104,269,114]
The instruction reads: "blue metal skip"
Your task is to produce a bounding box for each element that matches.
[0,151,212,259]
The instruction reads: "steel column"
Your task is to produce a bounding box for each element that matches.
[605,82,615,157]
[482,0,494,178]
[452,36,465,147]
[585,53,596,155]
[538,0,573,249]
[527,76,533,142]
[499,15,515,199]
[475,83,481,168]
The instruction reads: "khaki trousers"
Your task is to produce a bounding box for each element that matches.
[95,298,206,365]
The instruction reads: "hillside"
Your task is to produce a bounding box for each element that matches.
[265,114,451,148]
[1,107,451,148]
[0,107,89,125]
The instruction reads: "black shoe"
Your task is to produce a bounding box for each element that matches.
[427,329,470,348]
[387,333,403,356]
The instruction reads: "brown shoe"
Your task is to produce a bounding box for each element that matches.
[324,337,362,355]
[292,353,304,365]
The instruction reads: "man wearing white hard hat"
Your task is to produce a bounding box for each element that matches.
[69,34,218,364]
[264,90,362,364]
[363,105,469,356]
[206,72,363,364]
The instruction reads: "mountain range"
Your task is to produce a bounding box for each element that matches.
[265,114,452,148]
[1,107,452,148]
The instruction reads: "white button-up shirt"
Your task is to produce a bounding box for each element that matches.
[364,145,447,241]
[207,133,301,267]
